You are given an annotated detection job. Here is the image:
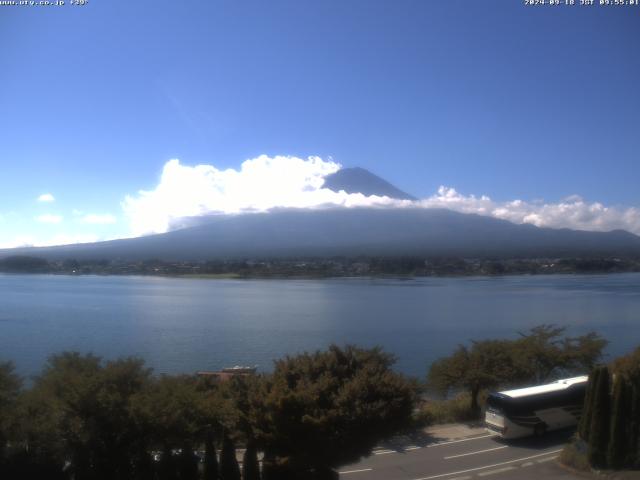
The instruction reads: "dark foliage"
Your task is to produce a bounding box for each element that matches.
[220,434,241,480]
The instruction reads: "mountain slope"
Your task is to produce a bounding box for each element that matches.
[3,208,640,261]
[322,167,416,200]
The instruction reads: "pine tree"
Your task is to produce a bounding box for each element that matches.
[220,434,241,480]
[579,367,599,442]
[242,440,260,480]
[157,447,179,480]
[588,366,611,469]
[204,431,219,480]
[630,385,640,468]
[607,376,626,468]
[260,451,277,480]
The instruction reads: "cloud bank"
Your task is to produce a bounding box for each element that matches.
[122,156,405,236]
[122,155,640,237]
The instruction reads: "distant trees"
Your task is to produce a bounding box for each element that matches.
[0,256,50,273]
[427,325,607,416]
[0,345,418,479]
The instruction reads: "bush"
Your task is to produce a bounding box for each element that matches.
[560,440,591,472]
[420,391,487,425]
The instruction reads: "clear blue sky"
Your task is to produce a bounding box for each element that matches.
[1,0,639,245]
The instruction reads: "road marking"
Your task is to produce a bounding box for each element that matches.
[411,448,563,480]
[536,456,558,463]
[521,462,534,467]
[406,446,421,451]
[339,468,373,475]
[444,445,508,460]
[448,476,472,480]
[477,466,516,477]
[427,434,498,448]
[373,449,395,455]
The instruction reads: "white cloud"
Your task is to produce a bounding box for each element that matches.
[82,213,117,224]
[123,156,408,236]
[36,214,63,224]
[122,155,640,238]
[37,193,55,202]
[419,186,640,235]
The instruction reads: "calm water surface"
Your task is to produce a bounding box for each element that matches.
[1,273,638,378]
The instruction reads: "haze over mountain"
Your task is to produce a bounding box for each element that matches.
[2,167,640,261]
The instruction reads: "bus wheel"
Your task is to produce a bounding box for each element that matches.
[533,423,547,437]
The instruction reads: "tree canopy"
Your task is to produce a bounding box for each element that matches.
[251,345,418,477]
[428,325,607,414]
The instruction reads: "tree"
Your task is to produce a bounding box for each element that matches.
[607,376,627,468]
[428,325,608,417]
[177,446,199,480]
[587,366,610,469]
[220,433,241,480]
[515,325,606,383]
[242,440,260,480]
[578,367,599,442]
[203,430,219,480]
[251,345,417,478]
[0,362,22,473]
[428,340,524,415]
[26,352,153,480]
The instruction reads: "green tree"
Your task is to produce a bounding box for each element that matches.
[428,340,523,415]
[607,376,627,468]
[251,345,417,478]
[30,352,152,480]
[587,366,610,469]
[578,367,599,442]
[242,440,260,480]
[515,325,606,383]
[0,362,22,473]
[203,430,220,480]
[220,433,241,480]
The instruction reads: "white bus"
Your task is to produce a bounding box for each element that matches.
[484,375,588,439]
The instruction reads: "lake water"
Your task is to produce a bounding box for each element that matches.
[1,273,639,379]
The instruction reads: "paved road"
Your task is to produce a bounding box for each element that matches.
[338,428,581,480]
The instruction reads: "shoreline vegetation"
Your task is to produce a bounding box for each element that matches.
[1,327,637,478]
[0,345,418,480]
[2,255,640,279]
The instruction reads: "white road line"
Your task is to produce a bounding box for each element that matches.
[339,468,373,475]
[536,456,558,463]
[373,449,395,455]
[427,434,498,448]
[411,448,563,480]
[406,446,421,451]
[448,476,472,480]
[521,462,534,467]
[444,445,508,460]
[477,466,516,477]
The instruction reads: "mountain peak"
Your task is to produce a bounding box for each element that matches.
[322,167,416,200]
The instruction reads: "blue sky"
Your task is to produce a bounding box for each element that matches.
[1,0,639,246]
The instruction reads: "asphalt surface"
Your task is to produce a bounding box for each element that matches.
[338,428,582,480]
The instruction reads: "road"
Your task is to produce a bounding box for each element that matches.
[338,428,581,480]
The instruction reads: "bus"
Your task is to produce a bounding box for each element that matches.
[484,375,588,439]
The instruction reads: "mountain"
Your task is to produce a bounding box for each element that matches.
[322,167,416,200]
[3,208,640,261]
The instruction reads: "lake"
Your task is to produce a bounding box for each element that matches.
[0,273,638,379]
